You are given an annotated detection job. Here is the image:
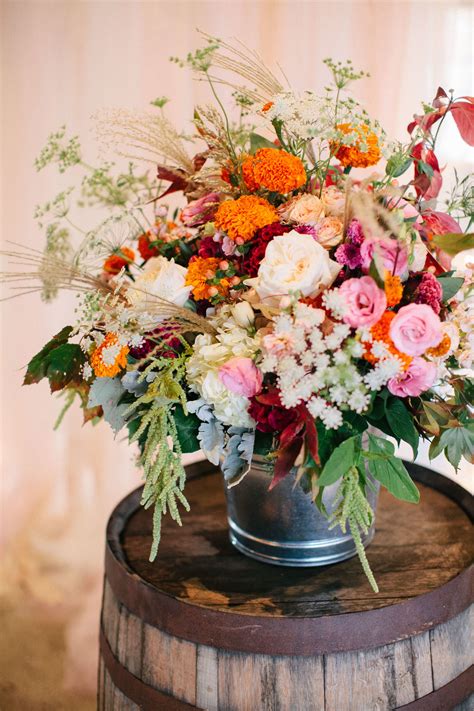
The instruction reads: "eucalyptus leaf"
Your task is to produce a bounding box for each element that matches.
[88,376,128,434]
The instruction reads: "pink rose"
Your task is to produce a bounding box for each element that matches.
[390,303,443,356]
[339,276,387,328]
[360,238,408,278]
[387,357,437,397]
[181,192,221,227]
[218,357,263,397]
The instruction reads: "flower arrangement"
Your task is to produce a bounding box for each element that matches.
[3,35,473,590]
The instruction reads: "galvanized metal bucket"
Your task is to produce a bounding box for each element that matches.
[225,455,380,567]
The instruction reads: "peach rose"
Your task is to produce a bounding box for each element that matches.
[315,217,344,248]
[322,186,346,217]
[278,193,325,224]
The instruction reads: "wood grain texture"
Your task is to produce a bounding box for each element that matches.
[99,463,474,711]
[429,606,474,689]
[121,470,473,618]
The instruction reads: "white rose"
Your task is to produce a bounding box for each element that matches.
[278,194,325,224]
[128,256,191,307]
[245,232,340,307]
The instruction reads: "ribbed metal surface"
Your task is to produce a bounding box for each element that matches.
[225,457,379,567]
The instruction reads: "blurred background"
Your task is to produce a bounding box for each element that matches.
[1,1,473,708]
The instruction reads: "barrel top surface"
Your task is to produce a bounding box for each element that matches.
[109,462,473,620]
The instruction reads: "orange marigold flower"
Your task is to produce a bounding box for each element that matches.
[332,123,381,169]
[242,148,307,194]
[91,333,129,378]
[214,195,279,243]
[103,247,135,275]
[185,256,231,301]
[427,334,451,358]
[384,272,403,307]
[363,311,413,371]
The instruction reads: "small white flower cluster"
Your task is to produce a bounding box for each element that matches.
[264,91,384,148]
[261,302,371,429]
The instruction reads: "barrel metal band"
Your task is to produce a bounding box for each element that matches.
[395,665,473,711]
[99,627,200,711]
[100,624,473,711]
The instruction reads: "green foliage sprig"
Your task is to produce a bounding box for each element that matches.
[125,347,193,560]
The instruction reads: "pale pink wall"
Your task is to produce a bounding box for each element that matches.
[1,0,473,692]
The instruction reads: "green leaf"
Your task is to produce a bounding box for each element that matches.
[436,275,464,302]
[385,156,413,178]
[417,160,434,178]
[431,232,474,257]
[24,326,74,385]
[46,344,85,392]
[173,405,200,453]
[368,259,384,287]
[367,434,420,503]
[318,435,360,486]
[385,398,419,457]
[436,425,474,470]
[249,132,278,154]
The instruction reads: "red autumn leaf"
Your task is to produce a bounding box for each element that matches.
[193,151,208,172]
[411,143,442,199]
[156,165,189,198]
[270,436,304,490]
[255,389,284,407]
[450,102,474,146]
[279,417,305,450]
[433,87,449,108]
[407,109,445,136]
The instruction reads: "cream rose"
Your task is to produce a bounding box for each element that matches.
[128,256,191,307]
[245,231,340,307]
[321,186,346,217]
[278,193,325,224]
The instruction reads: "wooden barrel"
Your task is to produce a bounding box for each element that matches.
[98,461,473,711]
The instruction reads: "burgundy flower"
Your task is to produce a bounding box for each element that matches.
[248,395,297,433]
[129,326,182,360]
[335,242,362,270]
[240,222,290,277]
[198,236,223,259]
[414,272,443,314]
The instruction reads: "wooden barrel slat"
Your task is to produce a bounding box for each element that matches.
[99,462,473,710]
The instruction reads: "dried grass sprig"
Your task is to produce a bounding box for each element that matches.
[94,109,196,171]
[350,187,406,241]
[198,31,286,103]
[0,244,216,336]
